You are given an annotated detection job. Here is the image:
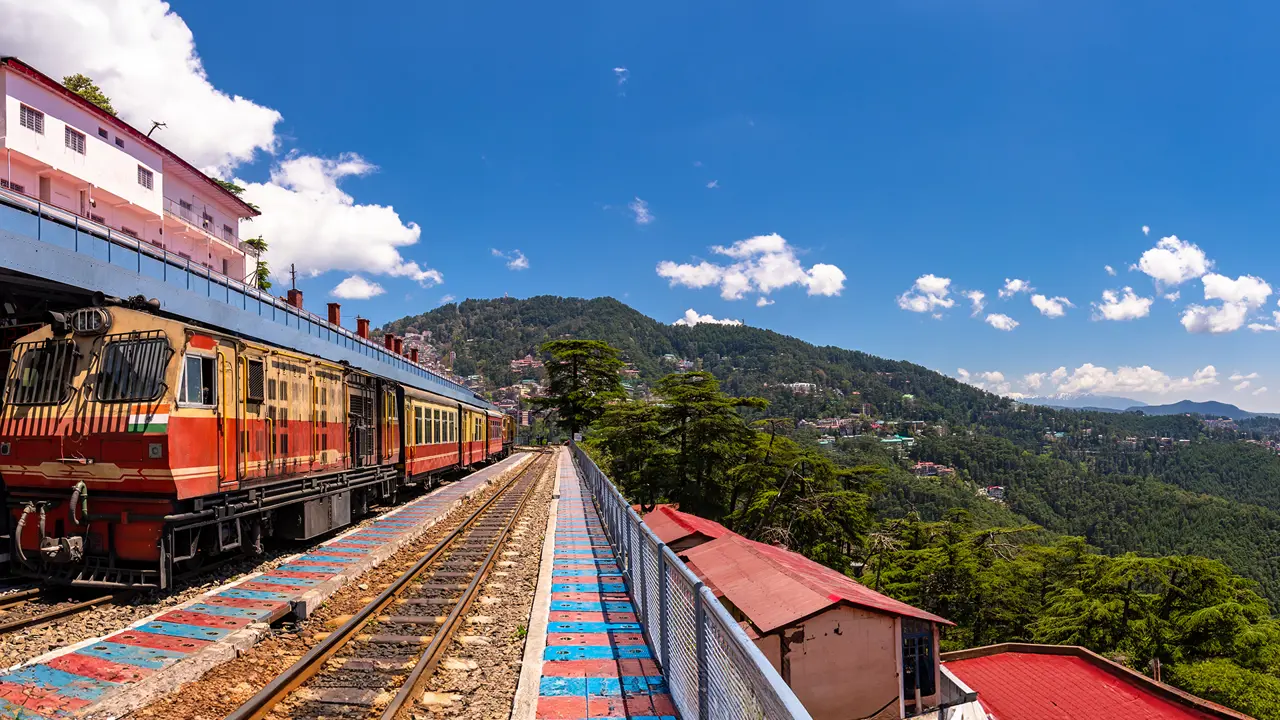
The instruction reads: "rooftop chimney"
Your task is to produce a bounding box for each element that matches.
[327,302,341,326]
[394,337,404,355]
[286,288,303,309]
[356,317,370,339]
[384,333,395,350]
[410,348,419,363]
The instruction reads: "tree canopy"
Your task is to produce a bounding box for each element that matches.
[62,74,115,115]
[534,339,625,436]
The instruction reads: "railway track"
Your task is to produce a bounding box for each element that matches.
[226,452,549,720]
[0,588,128,635]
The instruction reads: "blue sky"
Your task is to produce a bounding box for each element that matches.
[7,2,1280,408]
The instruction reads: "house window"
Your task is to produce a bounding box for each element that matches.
[120,226,139,239]
[65,127,87,155]
[223,224,234,241]
[98,128,108,139]
[180,354,217,406]
[19,105,44,134]
[137,166,154,190]
[179,199,193,211]
[222,258,229,276]
[0,179,25,194]
[902,619,936,698]
[115,137,124,148]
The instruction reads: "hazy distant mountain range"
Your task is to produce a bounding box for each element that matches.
[1022,394,1271,420]
[1020,394,1149,411]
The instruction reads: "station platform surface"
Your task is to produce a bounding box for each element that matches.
[520,449,677,720]
[0,453,531,719]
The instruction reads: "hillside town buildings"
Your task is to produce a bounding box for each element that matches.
[1,57,258,281]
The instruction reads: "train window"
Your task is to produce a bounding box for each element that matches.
[179,354,216,406]
[414,406,423,444]
[7,340,77,406]
[321,386,328,406]
[95,336,173,402]
[246,360,264,402]
[281,381,289,402]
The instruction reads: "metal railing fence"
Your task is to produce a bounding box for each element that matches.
[571,443,814,720]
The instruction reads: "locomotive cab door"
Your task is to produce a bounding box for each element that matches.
[347,375,376,468]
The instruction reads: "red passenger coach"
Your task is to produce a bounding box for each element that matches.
[0,301,508,589]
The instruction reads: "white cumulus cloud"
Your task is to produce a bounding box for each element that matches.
[963,290,986,316]
[330,275,384,300]
[897,275,956,314]
[956,369,1015,396]
[1164,291,1181,302]
[1255,386,1269,396]
[1050,363,1218,396]
[1230,372,1259,381]
[1093,287,1153,321]
[438,294,456,305]
[658,234,846,302]
[1181,273,1272,334]
[629,197,654,225]
[1135,235,1211,286]
[1031,294,1073,318]
[1235,381,1251,392]
[239,154,439,286]
[1250,323,1277,332]
[491,248,529,270]
[999,278,1033,299]
[756,297,774,307]
[985,313,1019,331]
[0,0,281,176]
[672,309,743,327]
[1105,265,1116,276]
[1142,225,1150,236]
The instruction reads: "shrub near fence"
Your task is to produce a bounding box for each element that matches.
[570,443,813,720]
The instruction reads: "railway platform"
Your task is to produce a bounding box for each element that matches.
[0,453,532,720]
[514,449,678,720]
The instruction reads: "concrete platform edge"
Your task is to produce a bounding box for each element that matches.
[510,447,563,719]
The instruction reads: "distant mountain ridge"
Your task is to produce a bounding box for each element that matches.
[1021,394,1147,411]
[1128,400,1270,420]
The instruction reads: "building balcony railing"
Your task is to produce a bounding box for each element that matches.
[162,196,256,255]
[0,185,476,403]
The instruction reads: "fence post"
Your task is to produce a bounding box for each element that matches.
[696,583,710,719]
[658,550,670,672]
[637,532,647,626]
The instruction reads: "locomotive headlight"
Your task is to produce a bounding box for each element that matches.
[71,307,112,335]
[148,443,163,459]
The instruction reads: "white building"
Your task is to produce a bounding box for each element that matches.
[0,57,259,280]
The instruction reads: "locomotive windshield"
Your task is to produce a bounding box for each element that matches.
[7,339,77,405]
[94,333,173,402]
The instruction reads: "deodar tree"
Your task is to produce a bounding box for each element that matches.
[535,339,625,437]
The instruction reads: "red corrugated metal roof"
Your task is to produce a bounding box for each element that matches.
[681,533,952,632]
[946,652,1219,720]
[643,505,730,546]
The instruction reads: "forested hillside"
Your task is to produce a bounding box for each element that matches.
[386,296,1280,606]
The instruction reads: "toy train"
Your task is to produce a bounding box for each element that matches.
[0,300,515,589]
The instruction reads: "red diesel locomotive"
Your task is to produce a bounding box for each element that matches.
[0,301,515,588]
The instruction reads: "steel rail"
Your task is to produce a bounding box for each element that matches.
[0,587,43,611]
[380,453,540,720]
[0,592,127,634]
[224,454,546,720]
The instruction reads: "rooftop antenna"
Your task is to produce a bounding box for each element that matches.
[146,121,167,138]
[289,263,297,290]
